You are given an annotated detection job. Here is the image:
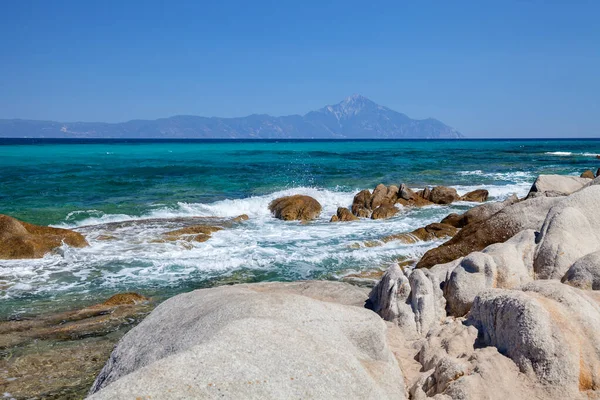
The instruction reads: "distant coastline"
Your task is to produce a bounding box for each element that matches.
[0,95,463,140]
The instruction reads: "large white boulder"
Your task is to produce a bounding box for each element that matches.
[562,250,600,290]
[88,281,407,400]
[444,229,537,316]
[527,174,591,198]
[534,185,600,279]
[468,281,600,396]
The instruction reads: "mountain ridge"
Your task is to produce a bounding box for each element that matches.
[0,95,464,139]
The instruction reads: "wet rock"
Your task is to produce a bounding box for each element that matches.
[429,186,459,205]
[597,168,600,178]
[417,196,559,269]
[0,214,88,260]
[162,225,222,242]
[460,189,489,202]
[0,293,152,399]
[399,183,416,200]
[382,223,458,244]
[581,169,596,179]
[268,195,322,221]
[351,189,372,217]
[371,204,399,220]
[527,174,591,198]
[232,214,249,222]
[89,282,407,399]
[330,207,358,222]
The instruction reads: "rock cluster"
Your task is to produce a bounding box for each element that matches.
[345,183,489,221]
[367,178,600,399]
[0,214,88,259]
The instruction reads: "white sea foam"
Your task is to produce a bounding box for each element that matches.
[545,151,599,157]
[1,177,538,308]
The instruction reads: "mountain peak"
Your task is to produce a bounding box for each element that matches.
[322,94,379,119]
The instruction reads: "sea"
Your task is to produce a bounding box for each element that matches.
[1,138,599,319]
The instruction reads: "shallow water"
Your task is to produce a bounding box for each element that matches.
[1,139,599,318]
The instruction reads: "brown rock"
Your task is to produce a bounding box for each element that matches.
[163,225,222,242]
[581,169,596,179]
[396,196,434,207]
[269,195,322,221]
[382,223,458,244]
[440,213,464,228]
[232,214,249,222]
[399,183,416,201]
[597,168,600,178]
[440,194,520,229]
[417,187,432,200]
[460,189,489,202]
[330,207,358,222]
[370,184,399,209]
[416,196,559,269]
[103,293,149,306]
[429,186,459,205]
[351,189,372,217]
[371,205,399,220]
[0,214,88,260]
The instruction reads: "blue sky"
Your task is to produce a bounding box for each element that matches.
[0,0,598,137]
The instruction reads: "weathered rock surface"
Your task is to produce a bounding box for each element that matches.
[330,207,359,222]
[371,204,399,220]
[371,184,399,209]
[534,185,600,280]
[444,229,537,316]
[527,174,591,198]
[0,214,88,259]
[468,281,600,396]
[581,169,596,179]
[562,250,600,290]
[440,194,519,228]
[366,266,445,339]
[416,196,559,269]
[382,223,458,244]
[89,282,407,400]
[460,189,489,202]
[268,195,322,221]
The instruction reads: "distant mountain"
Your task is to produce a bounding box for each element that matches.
[0,95,463,139]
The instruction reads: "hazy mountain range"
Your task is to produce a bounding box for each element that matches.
[0,95,463,139]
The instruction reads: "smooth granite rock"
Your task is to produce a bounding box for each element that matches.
[534,185,600,279]
[89,281,406,400]
[527,174,591,198]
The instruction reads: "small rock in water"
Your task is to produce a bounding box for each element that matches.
[268,195,322,221]
[330,207,358,222]
[461,189,489,202]
[580,169,595,179]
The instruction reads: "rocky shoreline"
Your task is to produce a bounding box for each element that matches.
[2,170,600,399]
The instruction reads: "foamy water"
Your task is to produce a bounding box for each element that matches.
[0,182,532,317]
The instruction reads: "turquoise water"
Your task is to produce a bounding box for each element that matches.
[1,139,599,318]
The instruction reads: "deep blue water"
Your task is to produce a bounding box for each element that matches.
[0,139,598,318]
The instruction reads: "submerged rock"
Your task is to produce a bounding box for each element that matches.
[269,195,322,221]
[428,186,459,205]
[0,214,88,259]
[162,225,223,242]
[89,282,406,399]
[382,223,458,244]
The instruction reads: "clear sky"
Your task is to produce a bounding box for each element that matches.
[1,0,598,137]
